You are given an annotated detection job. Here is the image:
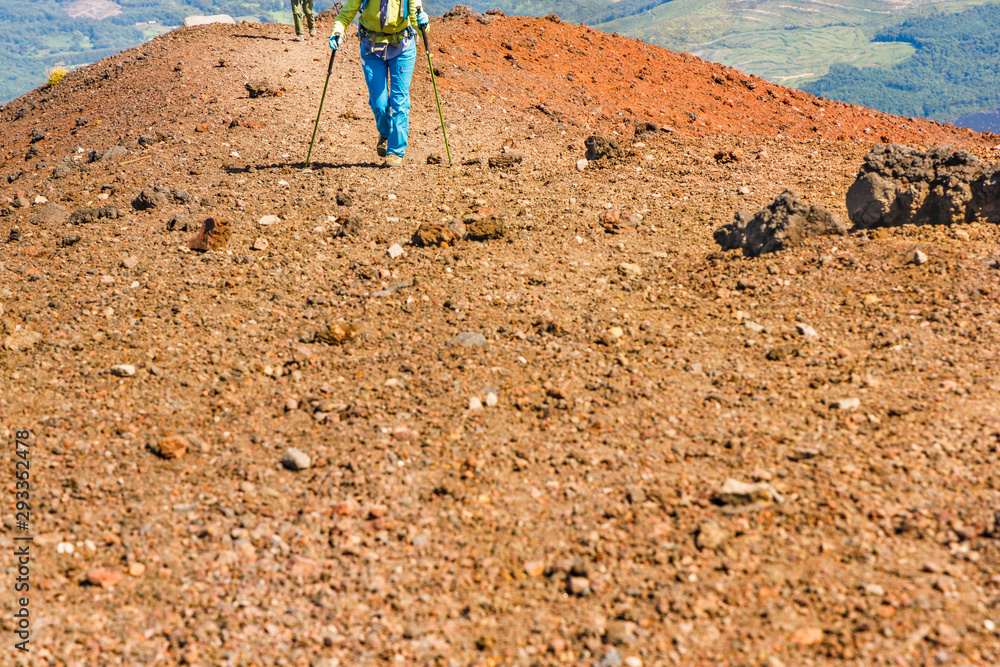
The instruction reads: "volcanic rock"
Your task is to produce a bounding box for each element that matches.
[714,189,844,256]
[845,143,993,228]
[315,322,358,345]
[464,214,505,241]
[585,135,622,161]
[411,222,457,247]
[187,217,232,251]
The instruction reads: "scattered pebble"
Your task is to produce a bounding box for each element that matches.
[85,569,123,589]
[830,397,860,410]
[151,434,188,459]
[110,364,136,377]
[447,332,488,348]
[716,478,784,506]
[281,448,311,471]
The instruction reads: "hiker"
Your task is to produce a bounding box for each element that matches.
[291,0,315,41]
[329,0,430,167]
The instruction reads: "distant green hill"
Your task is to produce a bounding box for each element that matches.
[801,3,1000,121]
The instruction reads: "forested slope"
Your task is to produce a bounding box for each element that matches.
[802,3,1000,122]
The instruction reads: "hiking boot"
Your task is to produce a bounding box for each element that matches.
[383,154,403,168]
[294,35,304,42]
[376,136,388,158]
[309,27,316,37]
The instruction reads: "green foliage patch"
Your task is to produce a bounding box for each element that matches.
[801,3,1000,120]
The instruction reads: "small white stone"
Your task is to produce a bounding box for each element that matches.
[913,249,928,265]
[468,396,483,411]
[624,658,643,667]
[985,619,996,632]
[230,151,240,158]
[312,226,325,234]
[278,180,289,187]
[738,186,751,195]
[110,364,136,377]
[485,392,498,407]
[387,194,397,200]
[796,323,818,339]
[34,195,48,204]
[831,397,860,411]
[121,257,139,269]
[388,243,405,259]
[576,158,588,172]
[258,215,280,226]
[864,583,885,597]
[130,281,140,288]
[57,542,74,554]
[575,236,584,244]
[281,447,311,471]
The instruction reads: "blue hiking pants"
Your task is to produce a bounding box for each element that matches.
[361,39,416,158]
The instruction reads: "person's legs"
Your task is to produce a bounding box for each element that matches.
[361,47,391,144]
[305,0,315,34]
[385,41,416,158]
[291,0,304,36]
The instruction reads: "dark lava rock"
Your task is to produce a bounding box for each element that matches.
[443,5,477,20]
[585,135,622,161]
[335,214,365,237]
[845,143,992,228]
[715,189,845,257]
[132,186,191,211]
[70,206,121,225]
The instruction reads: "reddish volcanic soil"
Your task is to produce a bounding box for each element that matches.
[1,9,1000,667]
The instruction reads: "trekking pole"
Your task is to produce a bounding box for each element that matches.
[305,48,337,168]
[419,26,452,166]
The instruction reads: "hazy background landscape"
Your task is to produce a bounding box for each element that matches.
[5,0,1000,127]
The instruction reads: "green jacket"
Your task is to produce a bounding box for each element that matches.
[334,0,421,42]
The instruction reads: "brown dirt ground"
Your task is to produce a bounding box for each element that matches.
[1,10,1000,667]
